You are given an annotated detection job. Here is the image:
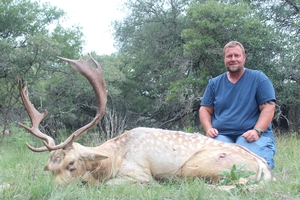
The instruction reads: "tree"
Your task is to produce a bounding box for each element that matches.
[182,1,279,75]
[113,0,203,130]
[244,0,300,131]
[112,0,281,131]
[0,0,85,135]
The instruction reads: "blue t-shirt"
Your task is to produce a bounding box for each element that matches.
[200,69,276,137]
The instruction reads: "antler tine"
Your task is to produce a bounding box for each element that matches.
[45,55,108,151]
[17,75,56,152]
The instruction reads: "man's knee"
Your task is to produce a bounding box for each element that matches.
[236,136,276,169]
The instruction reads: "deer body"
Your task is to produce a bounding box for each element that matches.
[18,56,273,187]
[44,127,272,185]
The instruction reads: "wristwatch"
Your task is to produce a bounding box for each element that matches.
[254,127,264,137]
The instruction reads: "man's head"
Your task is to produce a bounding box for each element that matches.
[223,41,246,73]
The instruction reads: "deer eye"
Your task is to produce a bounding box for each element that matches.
[68,161,76,172]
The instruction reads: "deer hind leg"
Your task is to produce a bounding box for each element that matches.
[176,147,259,183]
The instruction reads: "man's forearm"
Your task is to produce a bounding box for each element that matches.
[199,106,213,132]
[256,102,276,131]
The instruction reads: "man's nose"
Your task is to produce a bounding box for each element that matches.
[230,55,237,61]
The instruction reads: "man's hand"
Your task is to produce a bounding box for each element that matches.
[242,130,260,142]
[206,128,219,138]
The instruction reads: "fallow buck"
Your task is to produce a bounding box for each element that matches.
[18,55,273,188]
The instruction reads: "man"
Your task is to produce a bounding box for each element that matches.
[199,41,276,169]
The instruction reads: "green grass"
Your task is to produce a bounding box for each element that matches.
[1,129,300,200]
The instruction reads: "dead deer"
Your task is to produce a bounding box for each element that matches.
[18,55,273,188]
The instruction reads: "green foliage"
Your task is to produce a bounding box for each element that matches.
[247,1,300,130]
[113,0,199,129]
[0,0,86,135]
[0,121,49,152]
[2,0,300,136]
[112,0,287,131]
[218,164,259,189]
[4,128,29,151]
[167,77,206,102]
[182,1,278,77]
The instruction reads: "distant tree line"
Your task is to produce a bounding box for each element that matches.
[1,0,299,141]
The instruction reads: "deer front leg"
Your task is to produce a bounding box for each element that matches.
[106,162,155,185]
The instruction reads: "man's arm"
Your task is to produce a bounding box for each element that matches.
[199,106,218,138]
[256,100,276,131]
[242,100,276,142]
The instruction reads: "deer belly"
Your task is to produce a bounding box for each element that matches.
[121,148,196,181]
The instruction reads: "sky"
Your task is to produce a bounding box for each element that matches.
[40,0,124,55]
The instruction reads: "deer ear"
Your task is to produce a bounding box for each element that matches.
[81,150,108,161]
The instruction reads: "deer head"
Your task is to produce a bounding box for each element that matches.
[18,56,107,182]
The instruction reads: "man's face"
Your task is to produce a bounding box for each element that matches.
[223,45,246,73]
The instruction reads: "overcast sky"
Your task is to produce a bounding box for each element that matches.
[40,0,124,55]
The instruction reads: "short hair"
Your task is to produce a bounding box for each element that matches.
[223,41,245,55]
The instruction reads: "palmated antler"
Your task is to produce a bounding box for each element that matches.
[18,75,55,152]
[18,55,108,152]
